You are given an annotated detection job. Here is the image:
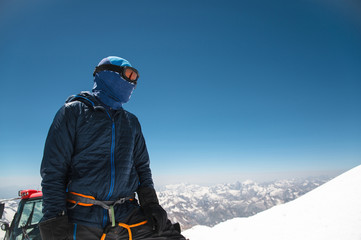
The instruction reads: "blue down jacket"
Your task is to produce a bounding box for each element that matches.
[40,92,153,228]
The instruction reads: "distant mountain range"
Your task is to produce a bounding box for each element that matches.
[183,165,361,240]
[0,176,330,237]
[157,177,330,229]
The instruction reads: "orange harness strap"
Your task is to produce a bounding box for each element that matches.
[67,192,95,207]
[100,220,148,240]
[67,192,135,208]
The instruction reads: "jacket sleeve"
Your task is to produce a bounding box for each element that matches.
[40,104,77,220]
[133,120,154,188]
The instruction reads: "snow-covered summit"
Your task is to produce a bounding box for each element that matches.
[183,165,361,240]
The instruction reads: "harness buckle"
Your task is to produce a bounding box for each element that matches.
[108,205,116,227]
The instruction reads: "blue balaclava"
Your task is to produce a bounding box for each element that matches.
[92,56,136,110]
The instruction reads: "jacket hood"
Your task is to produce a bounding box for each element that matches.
[65,91,100,108]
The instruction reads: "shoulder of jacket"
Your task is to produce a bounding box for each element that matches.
[123,109,137,119]
[63,101,89,113]
[59,101,93,121]
[65,92,98,108]
[122,109,142,128]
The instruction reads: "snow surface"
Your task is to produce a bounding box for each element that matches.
[0,199,18,239]
[183,165,361,240]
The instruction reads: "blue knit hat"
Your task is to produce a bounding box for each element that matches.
[97,56,132,67]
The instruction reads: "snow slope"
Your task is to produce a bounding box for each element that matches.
[183,165,361,240]
[0,199,18,239]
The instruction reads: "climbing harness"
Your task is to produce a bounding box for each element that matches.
[67,192,135,227]
[100,220,148,240]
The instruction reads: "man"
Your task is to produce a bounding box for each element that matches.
[39,56,185,240]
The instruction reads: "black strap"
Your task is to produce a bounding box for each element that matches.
[93,64,124,76]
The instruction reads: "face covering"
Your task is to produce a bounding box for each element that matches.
[92,70,135,110]
[92,56,136,110]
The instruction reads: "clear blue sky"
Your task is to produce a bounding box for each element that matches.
[0,0,360,189]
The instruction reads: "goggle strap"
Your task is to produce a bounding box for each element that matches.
[93,64,127,77]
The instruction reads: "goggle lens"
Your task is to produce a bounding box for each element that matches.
[124,68,138,81]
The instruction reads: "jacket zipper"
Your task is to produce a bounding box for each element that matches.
[73,96,116,228]
[103,112,116,227]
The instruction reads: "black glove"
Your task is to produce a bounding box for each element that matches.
[137,187,168,234]
[39,215,70,240]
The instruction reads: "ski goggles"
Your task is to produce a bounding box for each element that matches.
[93,64,139,84]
